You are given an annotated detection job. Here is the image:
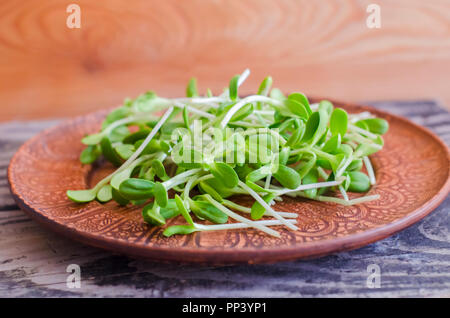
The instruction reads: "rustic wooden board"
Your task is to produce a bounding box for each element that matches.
[1,100,449,297]
[1,0,450,122]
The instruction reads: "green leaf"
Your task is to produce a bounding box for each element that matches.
[208,162,239,188]
[81,133,103,145]
[154,182,168,207]
[163,225,198,237]
[285,126,304,147]
[297,153,317,178]
[198,181,224,202]
[251,193,275,220]
[80,145,100,164]
[229,75,240,100]
[273,165,301,189]
[100,136,123,166]
[186,78,198,97]
[246,165,271,182]
[302,168,318,198]
[119,178,155,200]
[318,100,333,116]
[152,160,168,180]
[67,189,96,203]
[358,118,389,135]
[109,125,130,143]
[301,109,329,146]
[270,88,286,101]
[199,178,234,199]
[285,99,309,119]
[336,144,353,157]
[142,203,165,226]
[330,108,348,137]
[114,143,135,160]
[183,106,190,130]
[123,129,151,144]
[96,184,112,202]
[257,76,273,96]
[111,187,129,206]
[278,147,291,166]
[322,134,341,153]
[190,200,228,224]
[347,159,363,171]
[348,171,370,192]
[230,103,253,122]
[102,106,131,130]
[160,199,181,219]
[288,93,312,116]
[318,172,335,196]
[354,143,382,157]
[175,194,194,226]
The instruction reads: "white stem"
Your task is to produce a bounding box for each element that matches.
[336,156,353,178]
[349,124,377,139]
[275,179,343,196]
[363,156,376,185]
[339,185,349,201]
[238,181,298,231]
[205,195,281,237]
[311,194,380,206]
[221,200,297,218]
[264,174,272,189]
[173,102,215,119]
[238,68,251,86]
[162,168,202,189]
[194,219,297,231]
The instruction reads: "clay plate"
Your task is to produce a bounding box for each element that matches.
[8,101,450,264]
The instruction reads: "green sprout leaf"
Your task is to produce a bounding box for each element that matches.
[357,118,389,135]
[80,145,101,164]
[163,225,198,237]
[174,194,194,225]
[190,200,228,224]
[142,203,166,226]
[348,171,370,192]
[97,184,112,203]
[330,108,348,137]
[229,75,240,101]
[119,178,155,200]
[67,189,96,203]
[208,162,239,188]
[154,182,168,207]
[273,165,301,189]
[186,78,198,97]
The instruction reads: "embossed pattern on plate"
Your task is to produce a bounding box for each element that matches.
[8,102,450,264]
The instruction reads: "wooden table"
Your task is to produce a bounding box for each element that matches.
[1,100,449,297]
[1,0,450,122]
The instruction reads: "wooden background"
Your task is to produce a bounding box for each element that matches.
[0,0,450,121]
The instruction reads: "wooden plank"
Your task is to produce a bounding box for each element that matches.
[0,0,450,121]
[0,100,449,297]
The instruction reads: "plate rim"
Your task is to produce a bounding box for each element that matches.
[7,101,450,264]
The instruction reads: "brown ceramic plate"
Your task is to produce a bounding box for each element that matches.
[8,101,450,264]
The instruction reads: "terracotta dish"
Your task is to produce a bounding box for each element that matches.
[8,101,450,264]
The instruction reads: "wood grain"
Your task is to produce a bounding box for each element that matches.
[0,0,450,121]
[1,100,449,296]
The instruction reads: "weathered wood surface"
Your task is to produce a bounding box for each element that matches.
[1,0,450,122]
[0,100,449,297]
